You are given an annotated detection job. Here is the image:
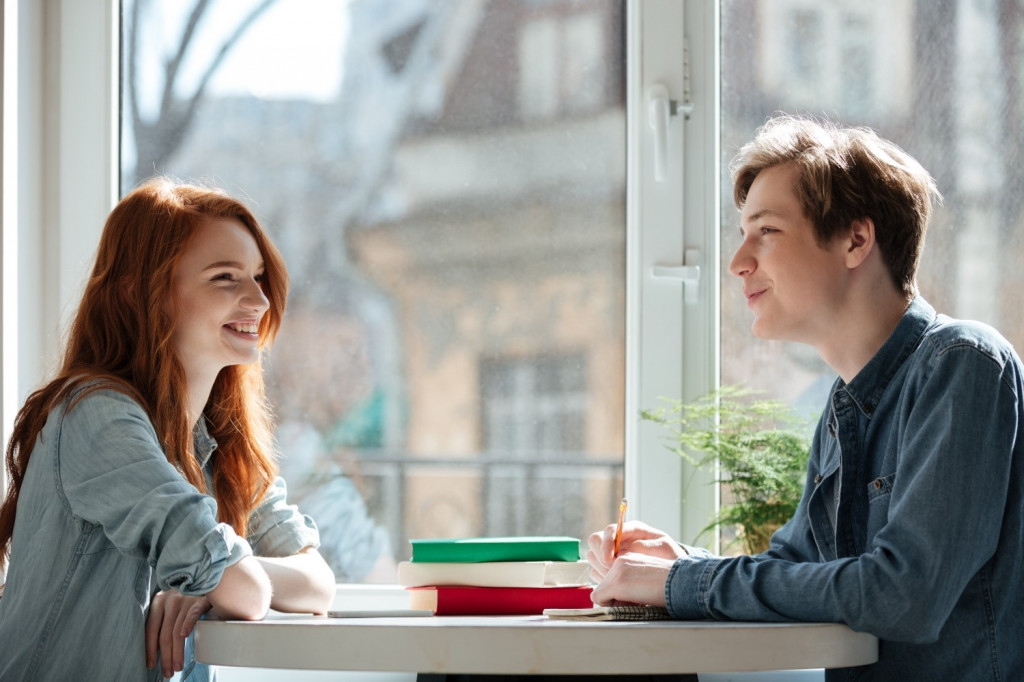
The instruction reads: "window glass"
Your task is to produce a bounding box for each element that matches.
[121,0,626,582]
[722,1,1023,410]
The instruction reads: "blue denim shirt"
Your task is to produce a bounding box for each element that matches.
[0,386,320,681]
[665,297,1024,680]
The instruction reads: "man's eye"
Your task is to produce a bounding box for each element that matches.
[760,227,777,235]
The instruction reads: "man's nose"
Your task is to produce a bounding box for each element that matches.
[729,241,754,278]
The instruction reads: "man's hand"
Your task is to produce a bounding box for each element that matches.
[589,551,677,607]
[586,520,695,609]
[586,520,689,580]
[145,589,212,678]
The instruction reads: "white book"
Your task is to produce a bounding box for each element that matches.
[397,560,592,588]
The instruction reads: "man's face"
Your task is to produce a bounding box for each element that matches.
[729,163,849,345]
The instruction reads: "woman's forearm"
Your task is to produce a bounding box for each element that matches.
[256,548,336,615]
[207,555,272,620]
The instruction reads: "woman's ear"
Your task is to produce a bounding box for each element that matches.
[844,217,875,269]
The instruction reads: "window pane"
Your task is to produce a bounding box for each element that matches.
[722,2,1023,413]
[121,0,626,582]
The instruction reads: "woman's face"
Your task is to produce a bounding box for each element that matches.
[169,217,269,389]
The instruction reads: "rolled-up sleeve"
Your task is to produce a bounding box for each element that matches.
[57,389,252,596]
[246,476,321,557]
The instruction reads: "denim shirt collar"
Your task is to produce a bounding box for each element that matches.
[837,296,936,418]
[193,417,218,469]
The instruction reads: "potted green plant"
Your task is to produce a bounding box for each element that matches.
[641,386,813,555]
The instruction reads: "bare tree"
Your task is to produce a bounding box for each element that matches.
[125,0,279,183]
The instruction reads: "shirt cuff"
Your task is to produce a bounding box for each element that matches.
[665,556,724,619]
[251,515,321,557]
[680,543,716,559]
[246,476,322,557]
[165,523,253,596]
[219,523,255,567]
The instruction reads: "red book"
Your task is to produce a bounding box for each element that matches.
[407,585,594,615]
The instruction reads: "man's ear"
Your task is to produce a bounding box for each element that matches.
[844,217,875,269]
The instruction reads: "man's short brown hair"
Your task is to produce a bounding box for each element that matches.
[731,115,941,298]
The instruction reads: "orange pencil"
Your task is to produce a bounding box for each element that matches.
[613,497,628,557]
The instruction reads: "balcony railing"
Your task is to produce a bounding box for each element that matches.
[313,451,624,564]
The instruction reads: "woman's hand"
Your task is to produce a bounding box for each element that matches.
[145,589,212,678]
[586,520,689,581]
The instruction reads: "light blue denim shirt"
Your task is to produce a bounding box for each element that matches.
[0,386,320,681]
[666,297,1024,680]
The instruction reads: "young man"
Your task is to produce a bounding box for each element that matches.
[587,116,1024,680]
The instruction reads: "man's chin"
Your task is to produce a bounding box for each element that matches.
[749,317,781,341]
[749,317,768,338]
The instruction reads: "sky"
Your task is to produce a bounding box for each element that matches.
[138,0,350,107]
[124,0,351,171]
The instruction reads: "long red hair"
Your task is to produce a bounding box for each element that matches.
[0,178,289,570]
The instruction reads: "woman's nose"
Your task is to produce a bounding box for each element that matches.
[242,278,270,312]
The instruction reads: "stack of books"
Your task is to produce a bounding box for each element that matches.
[399,536,595,615]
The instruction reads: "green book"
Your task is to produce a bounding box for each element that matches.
[409,536,581,563]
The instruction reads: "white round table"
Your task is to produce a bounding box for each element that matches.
[195,614,878,675]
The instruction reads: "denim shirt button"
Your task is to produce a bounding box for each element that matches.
[814,474,823,485]
[873,478,883,489]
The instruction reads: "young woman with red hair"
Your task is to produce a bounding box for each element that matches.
[0,179,336,680]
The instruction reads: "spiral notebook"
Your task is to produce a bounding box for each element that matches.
[542,605,671,621]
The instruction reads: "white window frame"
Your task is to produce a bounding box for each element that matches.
[2,0,720,552]
[2,0,119,457]
[627,0,720,545]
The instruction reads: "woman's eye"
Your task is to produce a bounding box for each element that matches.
[212,273,236,282]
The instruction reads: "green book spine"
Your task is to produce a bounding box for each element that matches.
[410,536,581,563]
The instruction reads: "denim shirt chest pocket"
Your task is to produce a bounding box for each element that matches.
[863,412,902,543]
[865,471,897,541]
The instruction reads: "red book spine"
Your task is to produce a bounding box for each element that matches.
[410,585,594,615]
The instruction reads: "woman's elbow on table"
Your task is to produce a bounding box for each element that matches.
[258,548,337,615]
[208,555,273,620]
